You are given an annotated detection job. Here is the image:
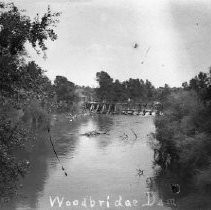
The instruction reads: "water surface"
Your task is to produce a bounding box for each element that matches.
[5,115,172,210]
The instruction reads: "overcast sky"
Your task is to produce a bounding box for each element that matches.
[12,0,211,87]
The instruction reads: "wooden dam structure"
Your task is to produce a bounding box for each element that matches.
[83,101,162,115]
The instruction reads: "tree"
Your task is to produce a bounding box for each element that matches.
[155,84,171,102]
[188,71,211,101]
[0,2,60,56]
[0,2,60,99]
[126,78,140,101]
[95,71,159,103]
[112,79,127,102]
[145,79,155,100]
[54,76,77,111]
[182,81,188,90]
[0,2,60,198]
[96,71,113,101]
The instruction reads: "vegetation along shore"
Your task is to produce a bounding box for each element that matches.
[0,2,210,209]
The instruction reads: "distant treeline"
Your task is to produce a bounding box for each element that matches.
[95,71,180,103]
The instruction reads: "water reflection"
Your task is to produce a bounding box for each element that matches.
[93,115,114,132]
[5,115,172,210]
[149,136,211,210]
[11,116,81,210]
[149,166,211,209]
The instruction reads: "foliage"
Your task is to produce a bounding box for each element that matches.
[54,76,77,112]
[0,2,60,56]
[153,70,211,208]
[78,86,97,102]
[154,84,172,102]
[95,71,156,103]
[0,2,60,199]
[96,71,113,101]
[187,70,211,102]
[154,88,211,169]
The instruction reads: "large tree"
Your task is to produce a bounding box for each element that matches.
[188,71,211,101]
[0,2,60,198]
[95,71,158,103]
[54,76,76,107]
[96,71,113,101]
[0,2,60,56]
[0,2,60,99]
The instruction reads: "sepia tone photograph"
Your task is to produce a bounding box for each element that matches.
[0,0,211,209]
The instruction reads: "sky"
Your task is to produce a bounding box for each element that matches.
[11,0,211,87]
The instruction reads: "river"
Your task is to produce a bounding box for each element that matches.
[4,115,175,210]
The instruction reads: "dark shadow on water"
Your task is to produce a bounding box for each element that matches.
[3,114,81,210]
[94,115,114,132]
[150,155,211,210]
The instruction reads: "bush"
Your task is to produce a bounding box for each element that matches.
[154,90,211,172]
[153,86,211,209]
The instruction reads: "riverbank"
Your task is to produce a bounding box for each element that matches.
[153,89,211,209]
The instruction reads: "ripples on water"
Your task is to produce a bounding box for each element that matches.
[3,115,209,210]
